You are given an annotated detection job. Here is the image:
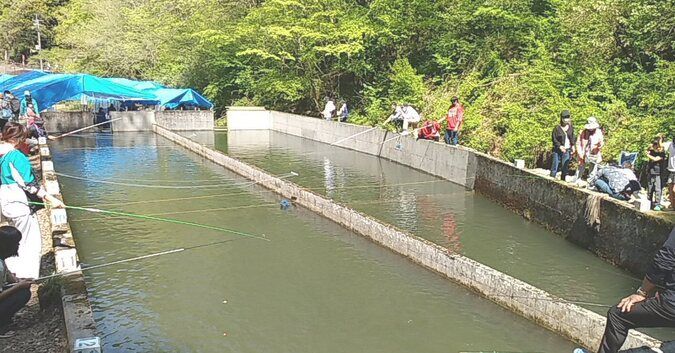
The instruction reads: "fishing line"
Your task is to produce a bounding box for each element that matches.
[30,238,242,283]
[484,292,612,308]
[51,118,123,140]
[30,202,270,241]
[62,145,177,151]
[55,172,241,189]
[70,202,280,223]
[80,179,444,208]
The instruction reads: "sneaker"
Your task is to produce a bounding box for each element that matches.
[573,348,590,353]
[654,205,663,211]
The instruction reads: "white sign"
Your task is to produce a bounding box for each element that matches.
[74,337,101,353]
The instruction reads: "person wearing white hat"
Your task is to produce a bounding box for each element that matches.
[19,91,38,119]
[574,116,604,185]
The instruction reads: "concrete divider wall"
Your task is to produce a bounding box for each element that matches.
[226,108,674,276]
[40,142,100,352]
[155,110,214,131]
[43,111,92,133]
[154,124,663,352]
[269,111,476,188]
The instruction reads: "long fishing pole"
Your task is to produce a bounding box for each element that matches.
[50,118,123,140]
[329,116,393,147]
[30,202,270,241]
[25,238,240,283]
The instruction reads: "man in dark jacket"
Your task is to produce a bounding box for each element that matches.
[550,110,575,180]
[596,227,675,353]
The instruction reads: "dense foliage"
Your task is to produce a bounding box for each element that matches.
[12,0,675,166]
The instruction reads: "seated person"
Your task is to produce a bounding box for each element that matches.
[0,226,33,335]
[418,120,441,141]
[592,162,640,200]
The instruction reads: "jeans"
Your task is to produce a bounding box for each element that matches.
[444,130,459,145]
[595,179,627,201]
[648,174,663,208]
[0,287,30,327]
[599,297,675,353]
[550,148,571,180]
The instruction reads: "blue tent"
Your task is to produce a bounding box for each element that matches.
[0,74,15,85]
[0,71,48,92]
[150,88,213,109]
[107,78,165,91]
[9,74,159,111]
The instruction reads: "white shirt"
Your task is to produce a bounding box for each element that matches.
[664,141,675,172]
[322,101,336,119]
[401,106,420,122]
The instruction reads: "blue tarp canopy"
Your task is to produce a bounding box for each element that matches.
[150,88,213,109]
[7,73,159,111]
[0,74,15,85]
[0,71,48,92]
[0,71,213,110]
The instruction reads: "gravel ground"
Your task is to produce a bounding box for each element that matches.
[1,157,68,353]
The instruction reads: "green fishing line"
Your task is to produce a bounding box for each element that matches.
[31,202,270,241]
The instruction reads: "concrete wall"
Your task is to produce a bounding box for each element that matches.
[473,153,674,274]
[155,110,214,131]
[227,108,674,276]
[42,111,92,133]
[270,111,476,188]
[110,111,156,132]
[154,124,663,352]
[227,106,272,130]
[40,141,100,352]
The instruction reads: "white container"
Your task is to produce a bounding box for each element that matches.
[514,159,525,169]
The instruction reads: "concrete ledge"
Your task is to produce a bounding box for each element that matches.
[41,142,100,353]
[154,124,662,352]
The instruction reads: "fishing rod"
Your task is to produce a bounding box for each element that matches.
[22,238,241,284]
[327,116,393,147]
[49,118,123,140]
[55,171,299,190]
[485,292,611,308]
[30,201,270,241]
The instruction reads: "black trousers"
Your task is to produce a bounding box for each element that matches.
[0,287,30,327]
[599,296,675,353]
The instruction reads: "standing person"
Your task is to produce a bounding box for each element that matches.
[444,96,465,146]
[0,92,12,129]
[322,98,336,121]
[0,226,33,333]
[550,110,575,181]
[0,123,64,279]
[647,136,666,211]
[2,91,18,123]
[663,134,675,211]
[582,227,675,353]
[575,117,604,185]
[401,103,420,132]
[19,91,38,119]
[337,100,349,122]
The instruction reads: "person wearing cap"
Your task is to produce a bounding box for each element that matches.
[662,135,675,210]
[418,119,441,141]
[590,161,640,201]
[550,110,575,180]
[584,227,675,353]
[19,91,38,119]
[575,116,604,184]
[444,97,465,146]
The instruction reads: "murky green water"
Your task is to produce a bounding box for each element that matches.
[51,132,576,353]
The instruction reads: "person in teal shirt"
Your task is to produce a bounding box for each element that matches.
[19,91,38,118]
[0,122,63,279]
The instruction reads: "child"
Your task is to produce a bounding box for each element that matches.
[646,136,666,210]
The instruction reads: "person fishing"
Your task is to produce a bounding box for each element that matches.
[0,123,64,279]
[574,227,675,353]
[0,226,32,336]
